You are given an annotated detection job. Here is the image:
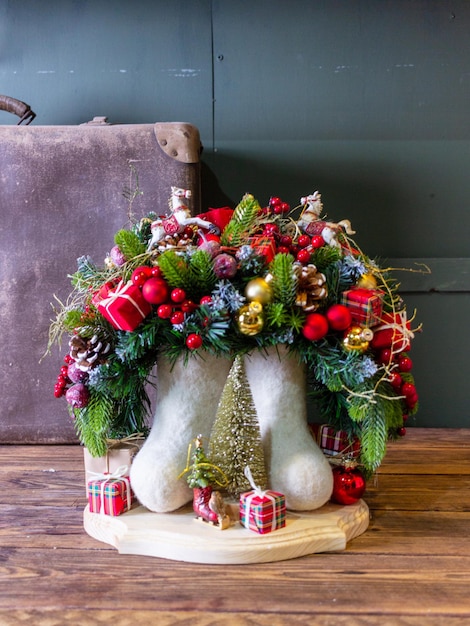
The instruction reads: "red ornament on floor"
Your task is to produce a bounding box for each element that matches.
[331,462,366,505]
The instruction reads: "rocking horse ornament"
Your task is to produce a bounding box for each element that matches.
[298,191,356,247]
[147,186,220,251]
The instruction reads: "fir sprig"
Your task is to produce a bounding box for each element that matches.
[220,194,261,246]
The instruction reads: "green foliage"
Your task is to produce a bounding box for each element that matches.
[188,249,217,298]
[114,229,146,260]
[269,253,297,306]
[220,194,261,246]
[157,249,192,291]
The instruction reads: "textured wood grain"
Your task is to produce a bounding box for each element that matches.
[1,429,469,623]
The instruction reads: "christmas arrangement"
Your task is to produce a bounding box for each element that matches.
[48,185,420,491]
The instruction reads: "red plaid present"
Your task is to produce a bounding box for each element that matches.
[341,288,383,327]
[240,489,286,534]
[87,466,133,516]
[248,235,277,263]
[309,423,360,457]
[370,309,413,353]
[96,280,152,332]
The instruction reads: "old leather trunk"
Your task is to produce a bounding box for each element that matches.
[0,119,201,443]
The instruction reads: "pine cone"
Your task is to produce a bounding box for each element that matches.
[69,334,111,372]
[293,263,328,312]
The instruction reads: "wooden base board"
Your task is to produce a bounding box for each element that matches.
[83,499,370,564]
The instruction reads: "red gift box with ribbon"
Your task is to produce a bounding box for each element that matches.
[96,280,152,332]
[87,466,133,516]
[248,235,277,263]
[370,309,413,353]
[341,288,383,327]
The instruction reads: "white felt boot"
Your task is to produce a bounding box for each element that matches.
[130,353,232,513]
[244,346,333,511]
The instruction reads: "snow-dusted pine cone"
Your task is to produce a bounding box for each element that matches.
[69,334,111,372]
[293,263,328,312]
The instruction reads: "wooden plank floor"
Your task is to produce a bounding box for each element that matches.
[1,428,469,625]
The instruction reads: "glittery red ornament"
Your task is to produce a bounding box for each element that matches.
[331,463,366,505]
[142,277,169,304]
[326,304,352,331]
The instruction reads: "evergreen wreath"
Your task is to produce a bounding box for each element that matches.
[47,187,420,473]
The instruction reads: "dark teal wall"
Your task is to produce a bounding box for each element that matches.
[1,0,469,427]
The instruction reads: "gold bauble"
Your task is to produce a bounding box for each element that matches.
[357,273,378,289]
[343,326,373,352]
[237,301,264,335]
[244,277,273,305]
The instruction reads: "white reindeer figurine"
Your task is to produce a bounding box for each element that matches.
[147,186,220,251]
[298,191,355,247]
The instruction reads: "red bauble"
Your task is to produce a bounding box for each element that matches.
[311,235,325,249]
[150,266,163,278]
[389,372,403,389]
[298,234,311,248]
[378,348,393,365]
[186,333,203,350]
[141,278,169,304]
[200,295,212,306]
[302,313,329,341]
[397,427,407,437]
[157,304,173,319]
[401,382,416,397]
[181,300,197,314]
[131,265,152,287]
[296,248,311,264]
[170,310,185,325]
[170,288,187,303]
[331,464,366,505]
[398,355,413,372]
[326,304,352,331]
[263,223,279,237]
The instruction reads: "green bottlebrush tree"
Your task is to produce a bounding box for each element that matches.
[209,355,267,497]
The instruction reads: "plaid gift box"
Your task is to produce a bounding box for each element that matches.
[341,288,383,327]
[87,466,133,516]
[248,235,277,263]
[96,279,152,332]
[240,489,286,534]
[309,423,361,457]
[370,309,413,353]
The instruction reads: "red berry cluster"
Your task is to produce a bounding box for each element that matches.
[261,196,290,216]
[259,219,326,262]
[377,349,417,435]
[131,265,203,350]
[54,354,73,398]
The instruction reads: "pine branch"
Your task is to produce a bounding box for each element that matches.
[220,194,261,247]
[188,249,217,298]
[114,229,146,260]
[269,253,297,306]
[157,250,192,291]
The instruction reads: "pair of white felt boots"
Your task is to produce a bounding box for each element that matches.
[130,347,333,513]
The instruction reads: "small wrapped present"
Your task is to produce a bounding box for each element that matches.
[96,280,152,331]
[87,465,133,516]
[370,309,414,353]
[83,435,145,492]
[240,489,286,534]
[341,288,383,327]
[240,468,286,534]
[309,423,360,458]
[248,235,277,263]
